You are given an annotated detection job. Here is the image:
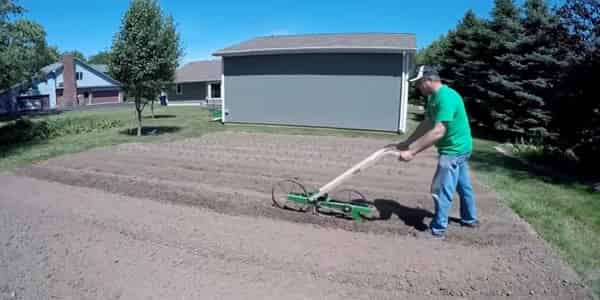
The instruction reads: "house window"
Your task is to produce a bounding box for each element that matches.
[76,72,83,81]
[176,84,183,95]
[209,83,221,99]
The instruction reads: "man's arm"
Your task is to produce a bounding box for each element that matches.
[403,120,431,146]
[396,121,446,161]
[407,121,446,155]
[387,119,431,150]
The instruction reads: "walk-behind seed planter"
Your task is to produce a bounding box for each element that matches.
[271,147,400,223]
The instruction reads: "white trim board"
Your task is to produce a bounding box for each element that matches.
[398,51,409,133]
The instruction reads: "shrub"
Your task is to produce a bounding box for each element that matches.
[0,116,123,147]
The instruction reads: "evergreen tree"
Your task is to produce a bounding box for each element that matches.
[439,10,491,127]
[552,0,600,165]
[416,33,451,67]
[483,0,527,135]
[412,33,451,105]
[507,0,564,140]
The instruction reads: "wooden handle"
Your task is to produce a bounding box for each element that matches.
[309,148,400,201]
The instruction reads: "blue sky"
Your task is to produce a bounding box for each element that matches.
[21,0,560,64]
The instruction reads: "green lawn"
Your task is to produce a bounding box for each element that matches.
[0,105,411,169]
[0,106,223,169]
[1,105,598,296]
[469,139,600,297]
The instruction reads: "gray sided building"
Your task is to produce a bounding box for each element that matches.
[166,59,222,103]
[213,33,416,133]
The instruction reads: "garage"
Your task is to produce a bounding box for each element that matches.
[213,33,416,132]
[91,90,120,104]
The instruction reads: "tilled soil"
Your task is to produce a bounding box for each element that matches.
[8,131,590,298]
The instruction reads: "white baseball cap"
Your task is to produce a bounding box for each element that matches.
[409,65,440,82]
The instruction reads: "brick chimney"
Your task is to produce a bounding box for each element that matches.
[61,54,77,107]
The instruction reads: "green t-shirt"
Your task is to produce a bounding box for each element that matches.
[425,85,473,155]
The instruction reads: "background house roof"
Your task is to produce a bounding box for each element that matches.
[40,62,63,74]
[38,58,120,87]
[213,33,417,57]
[41,62,110,75]
[89,64,109,74]
[175,59,222,83]
[2,59,119,95]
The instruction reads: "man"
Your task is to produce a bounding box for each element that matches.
[390,65,478,238]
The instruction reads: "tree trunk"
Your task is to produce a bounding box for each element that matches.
[150,98,155,118]
[136,95,143,137]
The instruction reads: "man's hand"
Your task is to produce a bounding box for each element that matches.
[397,150,415,162]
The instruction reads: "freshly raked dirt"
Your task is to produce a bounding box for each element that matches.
[1,131,589,299]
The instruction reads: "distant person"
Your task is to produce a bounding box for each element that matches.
[160,91,168,106]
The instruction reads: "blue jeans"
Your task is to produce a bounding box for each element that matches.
[430,153,477,235]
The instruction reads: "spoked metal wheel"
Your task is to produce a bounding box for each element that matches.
[271,179,312,212]
[329,189,380,220]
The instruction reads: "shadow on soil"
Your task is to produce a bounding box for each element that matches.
[119,126,181,136]
[372,199,461,231]
[372,199,432,231]
[313,196,463,232]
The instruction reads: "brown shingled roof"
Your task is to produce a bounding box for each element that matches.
[213,33,416,57]
[175,59,222,83]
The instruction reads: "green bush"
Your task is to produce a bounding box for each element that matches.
[0,118,50,145]
[0,116,123,147]
[45,117,123,138]
[502,138,596,180]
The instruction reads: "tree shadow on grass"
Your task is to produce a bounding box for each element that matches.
[469,142,600,192]
[0,110,63,123]
[0,118,52,158]
[465,122,599,191]
[0,140,48,161]
[143,114,177,119]
[119,126,181,136]
[409,109,598,191]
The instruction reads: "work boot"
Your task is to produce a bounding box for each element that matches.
[419,229,445,240]
[461,220,480,228]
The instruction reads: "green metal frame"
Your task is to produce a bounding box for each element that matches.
[208,107,222,120]
[277,148,399,224]
[287,192,374,223]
